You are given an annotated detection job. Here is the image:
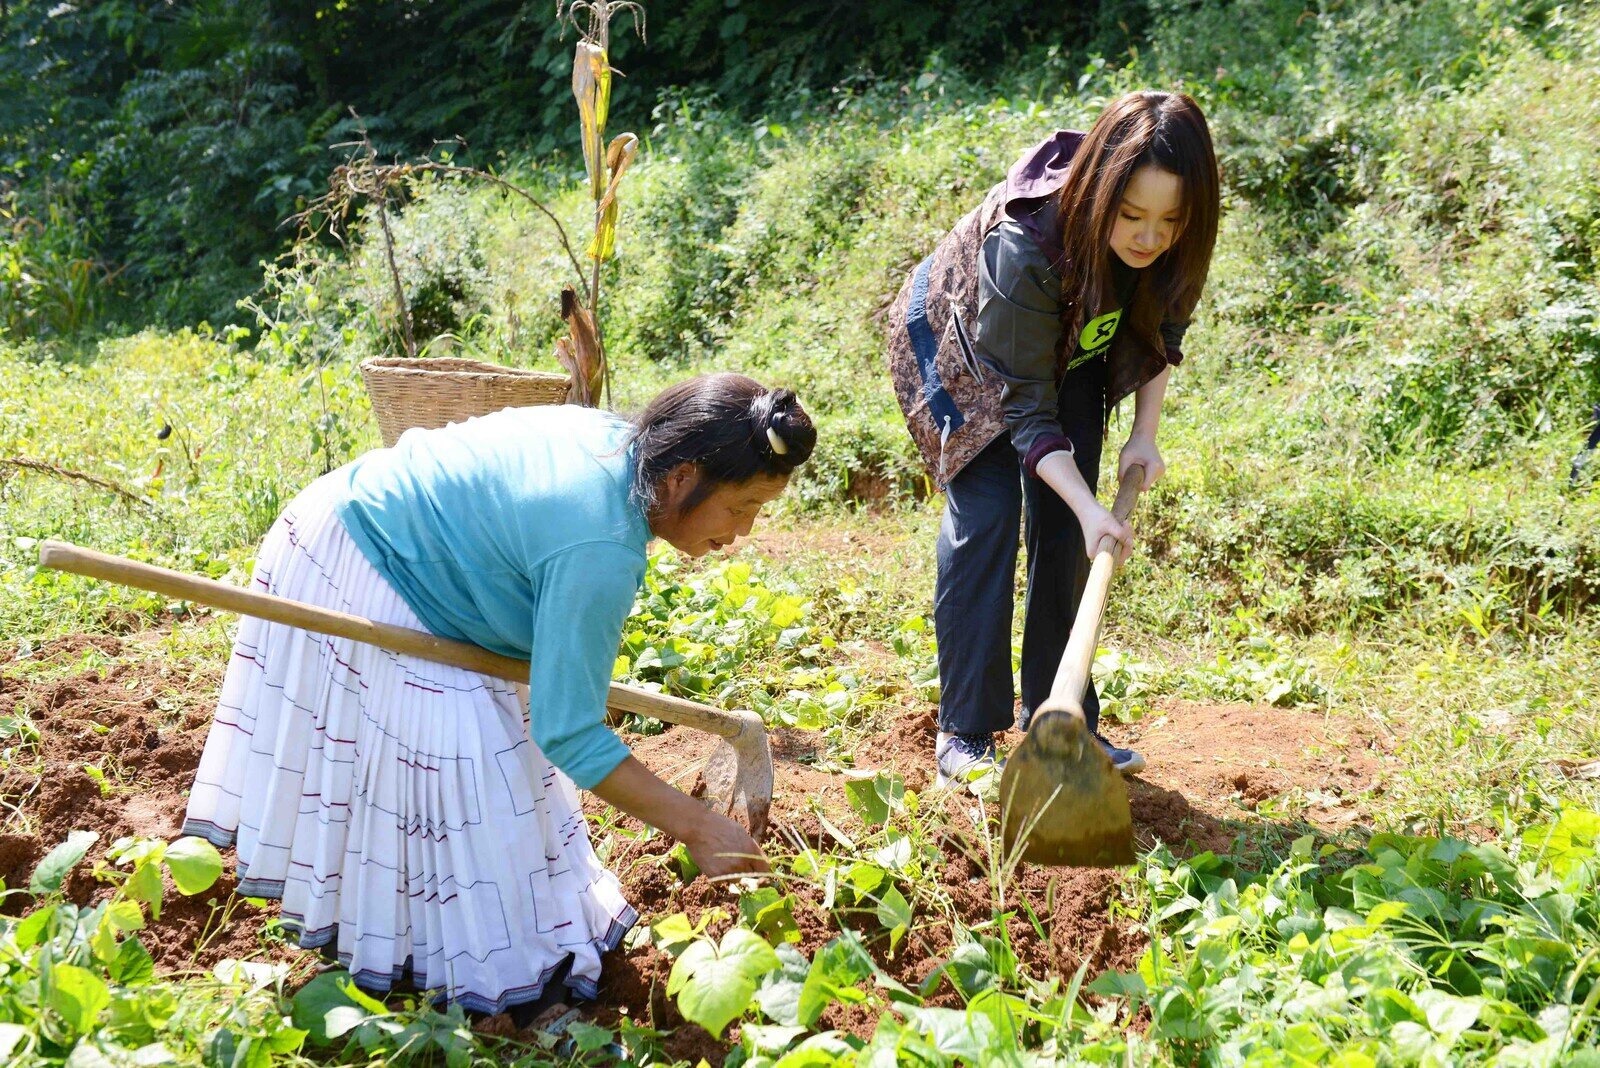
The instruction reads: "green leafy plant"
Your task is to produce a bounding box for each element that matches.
[666,926,781,1038]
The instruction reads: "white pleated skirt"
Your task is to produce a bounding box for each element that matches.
[183,474,637,1014]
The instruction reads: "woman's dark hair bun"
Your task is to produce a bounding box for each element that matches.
[627,373,817,513]
[750,387,816,471]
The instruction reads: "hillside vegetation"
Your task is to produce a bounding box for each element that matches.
[2,1,1599,1064]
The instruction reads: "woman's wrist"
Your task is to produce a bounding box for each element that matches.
[1035,450,1097,514]
[1126,423,1160,446]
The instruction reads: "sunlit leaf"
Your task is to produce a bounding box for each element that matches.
[31,830,99,895]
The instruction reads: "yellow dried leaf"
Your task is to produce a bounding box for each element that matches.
[571,41,611,200]
[596,133,639,216]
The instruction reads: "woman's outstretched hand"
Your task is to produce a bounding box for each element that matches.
[683,812,771,879]
[591,756,770,881]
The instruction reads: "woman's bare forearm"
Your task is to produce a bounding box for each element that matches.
[589,755,708,840]
[1130,365,1171,442]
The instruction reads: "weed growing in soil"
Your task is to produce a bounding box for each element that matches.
[0,830,307,1066]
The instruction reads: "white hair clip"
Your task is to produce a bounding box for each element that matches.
[766,426,789,456]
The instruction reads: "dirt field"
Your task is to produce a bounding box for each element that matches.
[1,632,1388,1062]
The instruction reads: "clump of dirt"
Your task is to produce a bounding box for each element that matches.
[1121,700,1386,852]
[0,634,296,977]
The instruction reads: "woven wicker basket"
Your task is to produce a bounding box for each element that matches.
[360,357,572,447]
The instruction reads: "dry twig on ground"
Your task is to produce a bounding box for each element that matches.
[1,457,156,509]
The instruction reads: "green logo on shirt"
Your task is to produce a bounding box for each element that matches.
[1079,308,1122,353]
[1064,308,1122,373]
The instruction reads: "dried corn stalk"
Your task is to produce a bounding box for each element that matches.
[560,0,645,407]
[554,286,605,406]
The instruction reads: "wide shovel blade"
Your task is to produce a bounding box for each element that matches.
[999,703,1135,867]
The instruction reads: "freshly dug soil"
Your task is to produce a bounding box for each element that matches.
[3,633,1386,1063]
[569,697,1386,1062]
[0,633,299,978]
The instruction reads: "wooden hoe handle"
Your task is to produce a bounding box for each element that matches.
[1049,464,1146,706]
[36,540,746,741]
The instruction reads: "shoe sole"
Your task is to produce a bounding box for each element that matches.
[935,762,1002,790]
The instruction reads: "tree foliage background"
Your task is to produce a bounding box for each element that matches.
[0,0,1144,327]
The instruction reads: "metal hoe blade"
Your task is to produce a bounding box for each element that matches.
[697,708,775,840]
[999,705,1135,868]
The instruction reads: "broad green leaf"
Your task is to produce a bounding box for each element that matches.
[291,972,371,1046]
[970,987,1038,1045]
[774,1032,863,1067]
[31,830,99,895]
[1416,989,1482,1040]
[900,1006,996,1061]
[754,944,810,1026]
[106,898,145,932]
[740,887,801,944]
[755,979,804,1027]
[845,774,904,828]
[875,886,912,954]
[676,955,759,1038]
[1365,900,1409,926]
[721,928,781,978]
[267,1028,309,1055]
[565,1021,615,1054]
[741,1022,807,1056]
[125,861,164,914]
[89,911,118,967]
[162,837,223,895]
[650,912,701,955]
[798,936,873,1027]
[110,937,156,986]
[668,940,717,997]
[49,962,111,1035]
[14,904,56,948]
[846,862,885,902]
[670,930,781,1039]
[870,832,912,872]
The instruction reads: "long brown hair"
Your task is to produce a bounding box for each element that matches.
[1057,91,1219,366]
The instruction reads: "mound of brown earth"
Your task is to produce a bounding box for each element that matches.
[564,699,1387,1062]
[0,634,298,978]
[3,633,1388,1064]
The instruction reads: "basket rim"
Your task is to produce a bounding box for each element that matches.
[359,356,569,382]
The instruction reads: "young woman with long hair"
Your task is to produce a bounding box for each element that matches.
[885,90,1220,785]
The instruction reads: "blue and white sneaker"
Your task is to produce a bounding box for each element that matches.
[1096,732,1146,775]
[1018,707,1147,776]
[936,731,1002,787]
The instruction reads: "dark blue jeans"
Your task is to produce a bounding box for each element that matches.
[933,359,1105,737]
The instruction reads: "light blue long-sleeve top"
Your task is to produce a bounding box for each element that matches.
[332,405,649,790]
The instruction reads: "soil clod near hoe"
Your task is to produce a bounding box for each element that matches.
[4,632,1387,1060]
